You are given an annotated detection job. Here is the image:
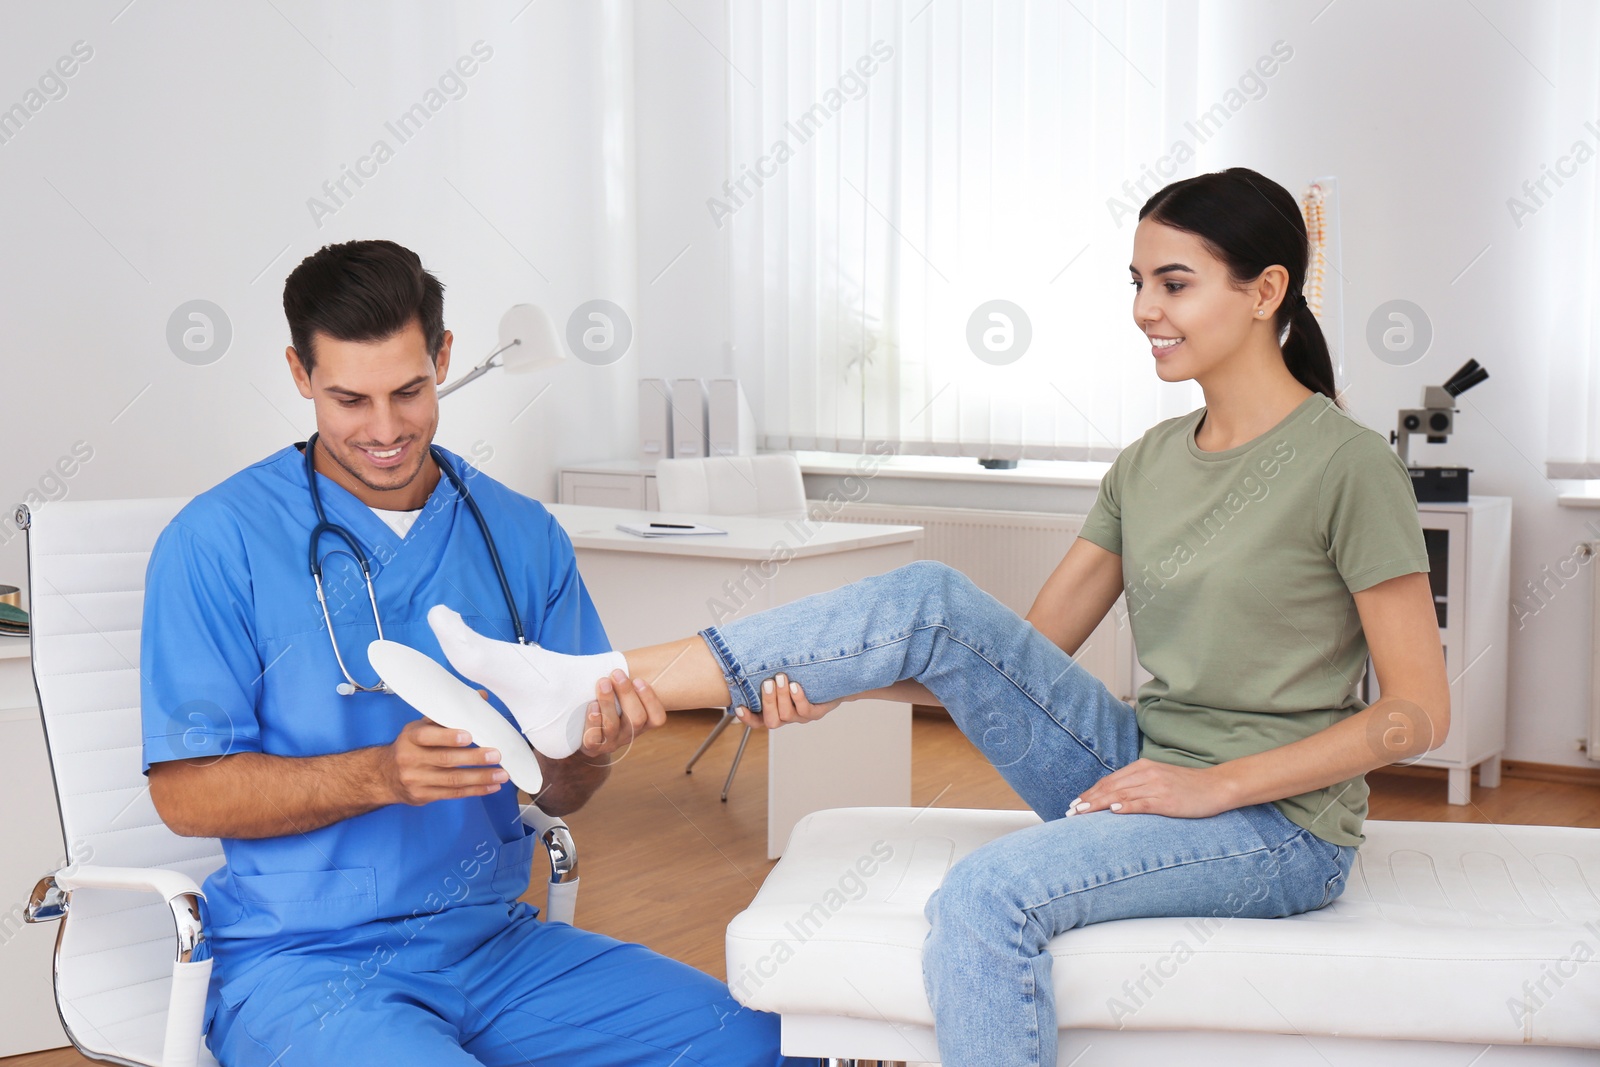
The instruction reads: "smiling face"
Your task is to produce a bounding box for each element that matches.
[286,317,453,507]
[1129,218,1272,384]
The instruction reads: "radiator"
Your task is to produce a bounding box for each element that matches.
[1592,542,1600,760]
[815,501,1135,700]
[819,502,1076,615]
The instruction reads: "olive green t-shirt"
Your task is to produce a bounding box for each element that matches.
[1075,391,1429,847]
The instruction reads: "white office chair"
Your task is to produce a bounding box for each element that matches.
[654,453,809,521]
[18,498,579,1067]
[729,806,1600,1065]
[656,455,808,800]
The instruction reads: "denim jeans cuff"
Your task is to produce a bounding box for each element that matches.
[697,626,762,711]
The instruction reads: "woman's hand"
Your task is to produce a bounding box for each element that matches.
[1067,758,1241,820]
[734,674,843,730]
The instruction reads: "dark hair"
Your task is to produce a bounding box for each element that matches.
[282,239,445,374]
[1138,168,1342,410]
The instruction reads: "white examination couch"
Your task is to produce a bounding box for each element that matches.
[729,806,1600,1065]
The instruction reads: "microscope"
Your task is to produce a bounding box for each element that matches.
[1389,359,1488,503]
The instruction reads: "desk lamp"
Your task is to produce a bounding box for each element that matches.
[439,303,565,398]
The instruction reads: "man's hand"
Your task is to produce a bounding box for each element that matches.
[523,671,660,816]
[378,716,509,806]
[1066,758,1240,820]
[579,668,668,758]
[152,692,518,839]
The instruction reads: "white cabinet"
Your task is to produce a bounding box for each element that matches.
[0,638,71,1055]
[558,461,658,510]
[1363,496,1511,804]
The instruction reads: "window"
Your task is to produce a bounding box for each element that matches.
[1542,2,1600,480]
[726,0,1204,461]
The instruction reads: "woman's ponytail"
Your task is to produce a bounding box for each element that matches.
[1282,294,1338,404]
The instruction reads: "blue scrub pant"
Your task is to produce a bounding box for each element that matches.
[207,909,816,1066]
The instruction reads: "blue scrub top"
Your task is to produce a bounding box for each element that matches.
[140,444,612,1002]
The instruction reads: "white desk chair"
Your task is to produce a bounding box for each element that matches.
[654,453,808,522]
[729,806,1600,1065]
[655,455,808,800]
[18,498,579,1067]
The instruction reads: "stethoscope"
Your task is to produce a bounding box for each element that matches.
[302,432,528,696]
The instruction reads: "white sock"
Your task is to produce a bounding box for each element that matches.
[427,605,628,760]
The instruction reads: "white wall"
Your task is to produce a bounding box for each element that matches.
[633,0,733,384]
[4,0,1598,770]
[0,0,642,588]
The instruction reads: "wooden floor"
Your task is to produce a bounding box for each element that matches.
[8,708,1599,1066]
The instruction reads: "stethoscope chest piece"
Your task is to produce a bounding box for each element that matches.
[301,433,524,697]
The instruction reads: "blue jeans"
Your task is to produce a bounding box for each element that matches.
[701,561,1355,1067]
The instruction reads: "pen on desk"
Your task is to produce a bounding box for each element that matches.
[649,522,696,528]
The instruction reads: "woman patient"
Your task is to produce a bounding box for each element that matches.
[424,167,1449,1067]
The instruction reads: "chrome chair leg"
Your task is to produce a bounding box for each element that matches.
[685,708,737,773]
[720,723,753,802]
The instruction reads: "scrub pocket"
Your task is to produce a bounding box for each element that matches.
[490,831,539,900]
[220,866,380,938]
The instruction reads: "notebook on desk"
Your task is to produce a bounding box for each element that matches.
[615,521,728,538]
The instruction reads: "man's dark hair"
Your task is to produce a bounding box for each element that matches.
[283,239,446,374]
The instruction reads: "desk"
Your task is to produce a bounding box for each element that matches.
[0,636,70,1057]
[547,504,923,858]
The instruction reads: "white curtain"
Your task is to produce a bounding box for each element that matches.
[727,0,1200,461]
[1545,2,1600,479]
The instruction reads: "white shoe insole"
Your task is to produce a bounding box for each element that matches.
[367,639,544,794]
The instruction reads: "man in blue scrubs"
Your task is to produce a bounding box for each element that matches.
[142,239,805,1065]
